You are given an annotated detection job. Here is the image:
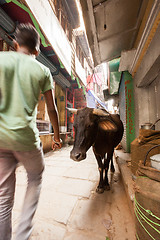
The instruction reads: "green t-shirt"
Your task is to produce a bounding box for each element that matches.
[0,51,53,151]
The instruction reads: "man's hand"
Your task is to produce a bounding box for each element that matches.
[52,138,62,151]
[44,90,61,147]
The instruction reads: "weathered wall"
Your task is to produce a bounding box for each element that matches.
[133,75,160,137]
[133,83,149,136]
[148,77,160,129]
[133,20,160,137]
[134,23,160,88]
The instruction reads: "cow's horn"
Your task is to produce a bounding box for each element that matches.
[66,107,78,114]
[92,109,109,116]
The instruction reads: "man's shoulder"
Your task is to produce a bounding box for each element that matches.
[19,52,50,74]
[0,51,18,67]
[0,51,51,75]
[0,51,27,61]
[0,51,16,57]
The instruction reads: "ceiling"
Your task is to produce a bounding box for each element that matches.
[80,0,149,66]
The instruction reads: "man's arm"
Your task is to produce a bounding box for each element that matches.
[44,89,62,149]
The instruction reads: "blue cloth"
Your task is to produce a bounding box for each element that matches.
[87,90,108,110]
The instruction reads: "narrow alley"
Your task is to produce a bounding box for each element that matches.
[12,146,135,240]
[1,1,160,240]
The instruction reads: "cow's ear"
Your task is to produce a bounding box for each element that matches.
[66,107,77,114]
[98,120,117,131]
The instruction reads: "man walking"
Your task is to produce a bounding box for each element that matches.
[0,23,62,240]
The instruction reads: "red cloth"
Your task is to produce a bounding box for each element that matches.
[69,115,74,124]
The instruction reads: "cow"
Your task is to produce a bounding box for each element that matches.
[69,107,124,193]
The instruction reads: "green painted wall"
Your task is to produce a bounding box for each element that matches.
[108,58,121,95]
[123,72,135,152]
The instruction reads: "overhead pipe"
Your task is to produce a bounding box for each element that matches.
[0,7,16,34]
[0,26,14,47]
[54,72,71,88]
[36,52,57,73]
[0,0,6,4]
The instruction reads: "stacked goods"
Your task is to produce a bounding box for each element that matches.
[131,129,160,175]
[135,164,160,239]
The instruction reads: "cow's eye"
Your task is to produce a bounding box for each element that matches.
[80,116,84,120]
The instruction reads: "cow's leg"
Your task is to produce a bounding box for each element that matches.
[104,151,114,190]
[110,150,115,173]
[95,154,104,193]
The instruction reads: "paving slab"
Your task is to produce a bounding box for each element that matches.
[42,175,62,190]
[63,165,98,181]
[36,191,78,225]
[67,173,135,240]
[31,220,66,240]
[67,196,111,231]
[44,165,69,177]
[64,230,106,240]
[56,177,97,198]
[12,146,136,240]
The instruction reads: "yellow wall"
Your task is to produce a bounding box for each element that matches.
[55,84,66,126]
[37,93,50,121]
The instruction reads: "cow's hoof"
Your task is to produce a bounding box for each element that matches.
[111,167,115,173]
[104,185,110,191]
[96,187,104,194]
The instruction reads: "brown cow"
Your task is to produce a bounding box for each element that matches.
[69,107,124,193]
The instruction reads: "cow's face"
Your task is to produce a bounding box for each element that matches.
[70,107,117,161]
[70,108,98,161]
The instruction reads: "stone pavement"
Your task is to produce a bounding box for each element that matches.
[12,146,136,240]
